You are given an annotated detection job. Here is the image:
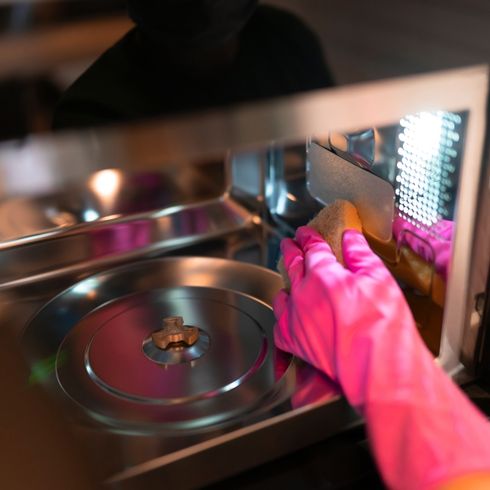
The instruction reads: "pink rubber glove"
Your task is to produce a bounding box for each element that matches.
[274,226,490,490]
[393,217,453,281]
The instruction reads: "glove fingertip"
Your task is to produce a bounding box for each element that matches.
[342,229,385,275]
[342,228,369,252]
[296,226,326,249]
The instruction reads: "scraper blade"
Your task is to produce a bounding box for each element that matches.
[307,142,394,242]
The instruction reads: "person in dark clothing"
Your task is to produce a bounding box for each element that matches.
[53,0,333,130]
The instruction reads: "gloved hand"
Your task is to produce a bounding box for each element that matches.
[274,226,490,490]
[393,217,453,281]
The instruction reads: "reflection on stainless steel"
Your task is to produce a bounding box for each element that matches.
[0,164,224,243]
[20,256,352,486]
[0,196,252,289]
[329,128,376,169]
[44,281,286,429]
[72,286,276,426]
[264,144,322,232]
[88,168,124,212]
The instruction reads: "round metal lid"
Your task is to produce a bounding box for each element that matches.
[23,257,293,431]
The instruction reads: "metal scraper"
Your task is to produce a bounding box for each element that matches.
[307,142,395,242]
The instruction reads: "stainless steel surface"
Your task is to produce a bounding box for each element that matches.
[0,166,224,242]
[0,65,489,488]
[0,196,252,289]
[0,66,486,197]
[23,257,294,430]
[53,284,289,429]
[329,129,376,169]
[18,255,352,487]
[263,143,322,232]
[307,142,395,241]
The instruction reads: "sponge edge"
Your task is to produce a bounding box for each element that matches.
[277,200,362,291]
[308,200,362,265]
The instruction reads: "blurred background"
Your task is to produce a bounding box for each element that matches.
[0,0,489,142]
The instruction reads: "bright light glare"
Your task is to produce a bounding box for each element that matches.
[89,169,122,199]
[395,111,461,228]
[72,278,98,296]
[83,209,99,222]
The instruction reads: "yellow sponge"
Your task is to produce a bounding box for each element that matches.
[278,200,362,290]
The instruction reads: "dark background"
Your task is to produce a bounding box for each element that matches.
[0,0,489,141]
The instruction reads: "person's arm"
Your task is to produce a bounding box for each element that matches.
[274,226,490,490]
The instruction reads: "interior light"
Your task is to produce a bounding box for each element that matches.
[89,169,122,199]
[395,111,462,230]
